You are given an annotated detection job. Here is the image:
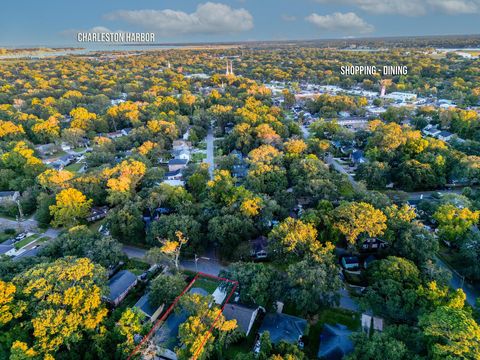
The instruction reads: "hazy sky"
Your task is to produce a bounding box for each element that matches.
[1,0,479,46]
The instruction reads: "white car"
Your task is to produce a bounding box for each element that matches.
[15,233,27,240]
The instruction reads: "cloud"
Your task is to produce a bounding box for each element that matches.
[314,0,480,15]
[427,0,480,13]
[281,15,297,22]
[306,12,374,34]
[104,2,254,36]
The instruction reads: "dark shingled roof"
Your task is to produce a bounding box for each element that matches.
[222,304,258,335]
[318,323,353,360]
[259,313,307,344]
[168,158,188,165]
[107,270,137,302]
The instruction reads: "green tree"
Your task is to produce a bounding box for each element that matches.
[362,256,421,322]
[149,273,186,307]
[286,257,341,314]
[220,262,282,309]
[208,215,254,259]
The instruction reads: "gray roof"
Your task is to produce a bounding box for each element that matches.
[0,191,17,197]
[222,304,258,334]
[318,323,353,360]
[154,287,208,351]
[134,293,158,318]
[0,244,13,255]
[259,313,307,344]
[438,131,453,137]
[168,158,188,165]
[107,270,137,301]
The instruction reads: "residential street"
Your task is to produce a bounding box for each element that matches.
[204,125,215,179]
[0,216,38,232]
[122,244,225,276]
[325,155,361,191]
[435,255,480,307]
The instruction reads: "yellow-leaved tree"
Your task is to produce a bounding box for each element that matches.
[177,293,238,360]
[334,201,387,248]
[49,188,92,227]
[37,169,74,192]
[10,257,108,359]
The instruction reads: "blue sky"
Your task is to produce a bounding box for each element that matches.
[1,0,479,46]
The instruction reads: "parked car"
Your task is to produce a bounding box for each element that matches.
[15,233,27,241]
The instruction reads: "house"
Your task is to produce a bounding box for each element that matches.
[105,131,124,139]
[383,92,417,102]
[318,324,353,360]
[172,140,191,151]
[168,159,188,172]
[350,150,366,165]
[106,270,138,306]
[422,124,441,138]
[250,236,268,259]
[231,150,248,179]
[35,143,58,157]
[86,206,109,222]
[154,287,209,360]
[134,293,164,323]
[222,304,261,336]
[341,256,359,270]
[165,169,183,181]
[0,191,20,204]
[0,239,14,255]
[259,313,307,345]
[438,131,454,142]
[360,238,387,252]
[172,148,191,162]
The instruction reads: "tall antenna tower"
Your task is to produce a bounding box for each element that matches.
[225,59,230,75]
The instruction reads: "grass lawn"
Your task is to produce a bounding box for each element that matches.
[88,219,104,232]
[64,162,84,173]
[193,278,220,294]
[124,258,150,274]
[191,153,207,162]
[15,234,40,250]
[197,141,207,150]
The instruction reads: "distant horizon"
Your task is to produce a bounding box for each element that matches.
[2,1,480,47]
[2,33,480,50]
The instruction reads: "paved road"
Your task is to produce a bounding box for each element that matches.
[337,287,360,311]
[326,155,361,191]
[435,255,479,307]
[123,245,225,276]
[204,125,215,180]
[0,216,38,232]
[407,189,465,201]
[301,124,310,139]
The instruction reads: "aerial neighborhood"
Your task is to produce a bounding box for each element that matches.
[1,31,480,360]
